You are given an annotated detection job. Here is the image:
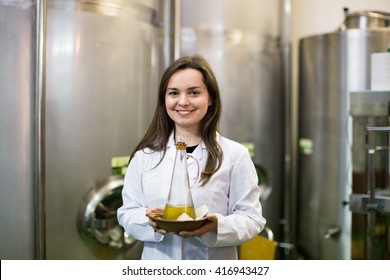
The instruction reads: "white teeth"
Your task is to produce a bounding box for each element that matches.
[177,110,191,116]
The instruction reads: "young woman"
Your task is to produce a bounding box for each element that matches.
[117,54,266,259]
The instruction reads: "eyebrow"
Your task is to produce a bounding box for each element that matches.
[167,86,203,91]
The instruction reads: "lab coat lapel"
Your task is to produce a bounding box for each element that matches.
[166,133,177,161]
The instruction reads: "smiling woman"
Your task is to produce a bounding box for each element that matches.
[165,68,211,140]
[117,54,266,260]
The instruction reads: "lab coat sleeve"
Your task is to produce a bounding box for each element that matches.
[202,147,266,247]
[117,152,164,242]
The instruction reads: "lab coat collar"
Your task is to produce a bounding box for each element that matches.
[167,132,218,161]
[167,131,220,147]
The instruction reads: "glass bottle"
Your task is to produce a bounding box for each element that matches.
[162,141,196,220]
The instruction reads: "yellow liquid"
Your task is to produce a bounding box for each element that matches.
[162,205,196,220]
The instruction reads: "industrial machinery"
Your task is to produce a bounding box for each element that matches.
[298,9,390,259]
[349,90,390,259]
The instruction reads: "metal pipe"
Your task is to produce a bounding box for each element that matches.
[280,0,294,259]
[162,0,175,69]
[366,126,390,132]
[367,149,376,207]
[173,0,181,60]
[161,0,180,66]
[33,0,47,260]
[365,127,381,259]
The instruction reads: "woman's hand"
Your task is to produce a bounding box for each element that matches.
[179,214,218,238]
[146,206,167,235]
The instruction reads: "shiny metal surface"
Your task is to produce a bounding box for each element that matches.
[298,29,390,259]
[349,92,390,259]
[160,0,179,68]
[180,0,285,245]
[280,0,295,258]
[33,0,47,260]
[350,91,390,116]
[0,0,157,260]
[44,0,156,259]
[76,175,142,259]
[2,0,289,260]
[0,1,35,260]
[350,192,390,214]
[342,10,390,29]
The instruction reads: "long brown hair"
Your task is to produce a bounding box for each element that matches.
[130,54,223,185]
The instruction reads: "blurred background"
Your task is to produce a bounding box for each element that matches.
[1,0,390,260]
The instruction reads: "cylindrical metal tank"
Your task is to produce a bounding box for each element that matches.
[0,0,159,259]
[45,0,157,259]
[298,10,390,259]
[0,0,36,260]
[180,0,287,251]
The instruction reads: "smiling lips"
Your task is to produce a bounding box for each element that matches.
[176,109,194,116]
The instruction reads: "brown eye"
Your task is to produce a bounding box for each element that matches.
[167,91,178,96]
[189,91,200,96]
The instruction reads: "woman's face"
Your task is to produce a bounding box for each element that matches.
[165,68,211,133]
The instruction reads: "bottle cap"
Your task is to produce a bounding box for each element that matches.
[175,142,186,150]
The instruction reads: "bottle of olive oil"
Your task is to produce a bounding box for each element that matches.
[162,141,196,220]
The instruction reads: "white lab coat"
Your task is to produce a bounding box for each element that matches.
[117,133,266,260]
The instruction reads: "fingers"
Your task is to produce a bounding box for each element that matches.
[179,214,218,238]
[146,206,164,218]
[155,228,167,235]
[145,208,218,237]
[146,206,167,235]
[148,218,167,235]
[179,224,209,238]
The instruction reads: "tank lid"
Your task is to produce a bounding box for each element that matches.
[339,9,390,30]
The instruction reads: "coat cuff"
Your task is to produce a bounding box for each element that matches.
[200,213,224,247]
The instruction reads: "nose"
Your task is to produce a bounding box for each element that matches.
[178,93,189,106]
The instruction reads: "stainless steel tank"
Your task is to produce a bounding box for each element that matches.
[0,0,36,260]
[0,0,159,259]
[180,0,287,251]
[44,0,157,259]
[298,10,390,259]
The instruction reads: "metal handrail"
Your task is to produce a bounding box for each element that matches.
[34,0,47,260]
